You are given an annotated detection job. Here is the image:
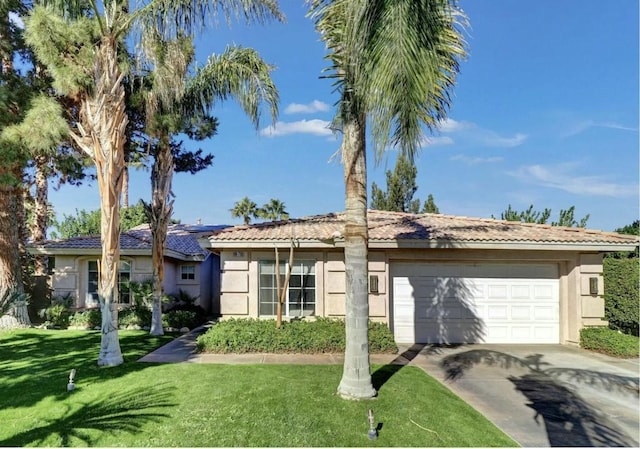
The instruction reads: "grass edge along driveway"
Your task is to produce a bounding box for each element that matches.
[0,329,517,447]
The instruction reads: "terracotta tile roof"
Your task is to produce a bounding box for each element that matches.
[204,210,639,248]
[34,224,226,259]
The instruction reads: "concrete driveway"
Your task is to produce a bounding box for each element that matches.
[402,344,639,447]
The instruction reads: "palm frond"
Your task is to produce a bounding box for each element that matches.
[184,45,279,128]
[363,0,467,160]
[309,0,468,162]
[131,0,284,41]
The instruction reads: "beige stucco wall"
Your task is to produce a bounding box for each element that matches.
[52,255,153,308]
[218,247,608,344]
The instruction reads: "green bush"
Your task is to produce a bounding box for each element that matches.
[603,258,639,336]
[580,327,639,358]
[69,309,101,328]
[38,294,74,328]
[119,307,152,328]
[196,318,398,354]
[163,310,198,329]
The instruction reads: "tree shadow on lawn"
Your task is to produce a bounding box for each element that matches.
[440,349,639,447]
[0,384,174,447]
[0,329,175,411]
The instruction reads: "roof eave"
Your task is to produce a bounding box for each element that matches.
[200,238,638,252]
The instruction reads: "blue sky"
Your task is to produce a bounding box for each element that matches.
[47,0,639,232]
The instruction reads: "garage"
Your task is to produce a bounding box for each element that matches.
[391,262,560,344]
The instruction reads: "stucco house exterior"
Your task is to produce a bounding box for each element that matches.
[29,224,226,314]
[198,210,638,345]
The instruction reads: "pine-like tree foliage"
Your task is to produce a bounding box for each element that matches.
[23,8,97,96]
[370,154,439,214]
[496,204,589,228]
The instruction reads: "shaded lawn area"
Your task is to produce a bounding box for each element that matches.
[0,329,517,447]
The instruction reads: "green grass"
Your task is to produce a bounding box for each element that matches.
[0,329,517,447]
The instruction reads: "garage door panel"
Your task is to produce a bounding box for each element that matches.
[511,306,532,320]
[392,263,559,344]
[488,305,508,319]
[534,285,554,299]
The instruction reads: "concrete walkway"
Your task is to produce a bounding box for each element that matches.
[139,326,640,447]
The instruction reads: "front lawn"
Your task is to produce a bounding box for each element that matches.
[0,329,517,447]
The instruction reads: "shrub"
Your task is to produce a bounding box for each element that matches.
[163,310,198,329]
[69,309,102,328]
[603,258,639,336]
[196,317,398,354]
[38,294,73,328]
[580,327,639,358]
[119,306,152,328]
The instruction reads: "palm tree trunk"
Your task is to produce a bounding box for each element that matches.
[82,36,127,366]
[32,154,49,276]
[149,136,174,336]
[122,165,129,208]
[337,115,375,400]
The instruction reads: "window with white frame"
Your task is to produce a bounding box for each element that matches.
[259,260,316,317]
[180,265,196,280]
[87,260,131,304]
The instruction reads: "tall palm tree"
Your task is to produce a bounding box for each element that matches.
[24,0,283,366]
[142,35,279,336]
[308,0,467,399]
[231,196,259,225]
[259,198,289,221]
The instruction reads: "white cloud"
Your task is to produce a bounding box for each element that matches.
[563,120,639,138]
[451,154,503,165]
[434,118,528,148]
[284,100,330,115]
[480,132,528,148]
[436,118,473,133]
[420,135,455,148]
[259,119,333,137]
[510,163,638,197]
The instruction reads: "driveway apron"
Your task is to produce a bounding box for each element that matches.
[408,344,639,447]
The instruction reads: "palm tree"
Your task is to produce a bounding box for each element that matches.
[141,36,278,336]
[231,197,259,225]
[308,0,467,399]
[24,0,283,366]
[259,198,289,221]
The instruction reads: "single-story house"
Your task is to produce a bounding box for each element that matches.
[29,224,227,313]
[198,210,638,345]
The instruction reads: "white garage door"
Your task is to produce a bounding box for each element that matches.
[391,263,559,344]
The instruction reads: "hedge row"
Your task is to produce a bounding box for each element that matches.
[196,318,398,354]
[603,258,639,336]
[580,327,639,358]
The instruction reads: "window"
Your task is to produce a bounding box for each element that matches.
[180,265,196,280]
[87,260,131,304]
[259,260,315,317]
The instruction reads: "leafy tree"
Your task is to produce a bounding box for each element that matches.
[370,153,439,214]
[24,0,283,366]
[615,220,640,236]
[606,221,640,259]
[370,154,419,213]
[495,204,589,228]
[258,198,289,221]
[422,194,440,214]
[309,0,467,399]
[0,0,38,327]
[136,33,278,336]
[52,201,150,239]
[231,197,260,225]
[551,206,589,228]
